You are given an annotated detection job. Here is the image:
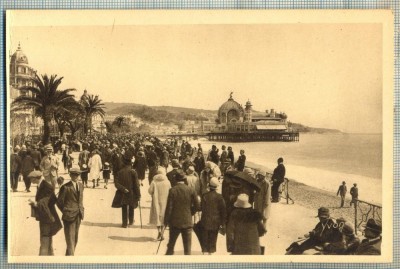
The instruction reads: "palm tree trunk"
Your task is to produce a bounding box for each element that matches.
[42,116,51,145]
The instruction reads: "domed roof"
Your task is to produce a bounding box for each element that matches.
[11,43,29,64]
[218,93,243,114]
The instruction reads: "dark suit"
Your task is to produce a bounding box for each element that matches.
[166,168,180,187]
[10,153,21,191]
[31,149,42,170]
[57,181,84,256]
[271,163,285,202]
[164,182,200,255]
[200,190,227,253]
[34,180,62,255]
[355,237,381,255]
[235,155,246,172]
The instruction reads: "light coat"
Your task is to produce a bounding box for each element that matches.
[88,153,103,180]
[148,174,171,226]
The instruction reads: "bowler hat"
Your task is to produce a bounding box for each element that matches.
[234,193,252,209]
[316,207,330,218]
[364,219,382,233]
[28,170,42,179]
[69,167,82,175]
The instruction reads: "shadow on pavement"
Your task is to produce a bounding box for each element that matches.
[109,236,155,242]
[81,221,123,228]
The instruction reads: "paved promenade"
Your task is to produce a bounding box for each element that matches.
[9,153,317,256]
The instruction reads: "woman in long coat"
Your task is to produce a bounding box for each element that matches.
[227,193,266,255]
[133,148,147,186]
[199,161,221,196]
[88,150,103,188]
[148,168,171,240]
[113,157,141,227]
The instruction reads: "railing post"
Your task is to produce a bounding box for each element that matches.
[286,178,289,204]
[354,199,358,235]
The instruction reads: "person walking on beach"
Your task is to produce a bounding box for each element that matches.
[337,181,347,208]
[271,157,285,202]
[57,168,84,256]
[28,170,62,256]
[349,183,359,207]
[164,171,201,255]
[40,145,59,189]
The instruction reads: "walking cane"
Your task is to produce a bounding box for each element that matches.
[156,226,166,254]
[139,200,143,229]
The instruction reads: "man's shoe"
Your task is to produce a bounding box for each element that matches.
[121,225,127,228]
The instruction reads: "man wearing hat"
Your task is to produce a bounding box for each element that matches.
[355,218,382,255]
[254,170,272,229]
[199,177,226,255]
[288,207,342,254]
[271,157,285,202]
[57,168,84,256]
[350,183,359,208]
[323,218,360,254]
[28,170,62,255]
[40,145,59,189]
[30,144,42,170]
[337,181,347,208]
[234,149,246,172]
[10,145,21,192]
[166,159,182,187]
[112,155,141,228]
[164,171,201,255]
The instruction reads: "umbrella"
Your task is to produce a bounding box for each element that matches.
[225,170,261,191]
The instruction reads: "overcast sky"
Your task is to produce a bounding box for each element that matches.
[9,12,384,133]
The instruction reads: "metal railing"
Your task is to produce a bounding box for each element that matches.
[354,199,382,235]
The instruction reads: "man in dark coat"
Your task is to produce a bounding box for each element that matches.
[337,181,347,208]
[146,146,159,184]
[111,147,124,180]
[30,144,42,170]
[234,150,246,172]
[28,171,62,255]
[193,151,205,176]
[287,207,342,254]
[114,156,141,228]
[166,159,181,187]
[133,148,147,186]
[350,183,359,207]
[271,157,285,202]
[57,168,85,256]
[208,145,220,165]
[355,219,381,255]
[227,146,234,165]
[21,150,36,192]
[164,171,201,255]
[199,177,226,254]
[10,146,21,192]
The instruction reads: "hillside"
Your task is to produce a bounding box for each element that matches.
[104,102,342,133]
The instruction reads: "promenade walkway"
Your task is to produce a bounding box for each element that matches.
[9,152,317,256]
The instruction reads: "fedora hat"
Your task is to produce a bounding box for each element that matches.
[316,207,330,218]
[234,193,252,209]
[69,167,82,175]
[364,218,382,233]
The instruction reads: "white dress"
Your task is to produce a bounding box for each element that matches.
[88,153,103,180]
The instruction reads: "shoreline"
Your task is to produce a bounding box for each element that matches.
[246,160,381,230]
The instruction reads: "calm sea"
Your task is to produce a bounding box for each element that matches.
[193,133,382,203]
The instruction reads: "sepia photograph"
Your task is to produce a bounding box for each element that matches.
[6,10,393,263]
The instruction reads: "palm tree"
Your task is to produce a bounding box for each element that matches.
[114,115,126,128]
[12,74,76,144]
[54,99,83,138]
[81,94,105,135]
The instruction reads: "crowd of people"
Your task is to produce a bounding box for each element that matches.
[10,133,381,256]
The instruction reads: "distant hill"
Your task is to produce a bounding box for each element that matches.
[104,102,342,133]
[289,122,342,134]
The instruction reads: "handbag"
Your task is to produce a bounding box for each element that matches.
[111,190,123,208]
